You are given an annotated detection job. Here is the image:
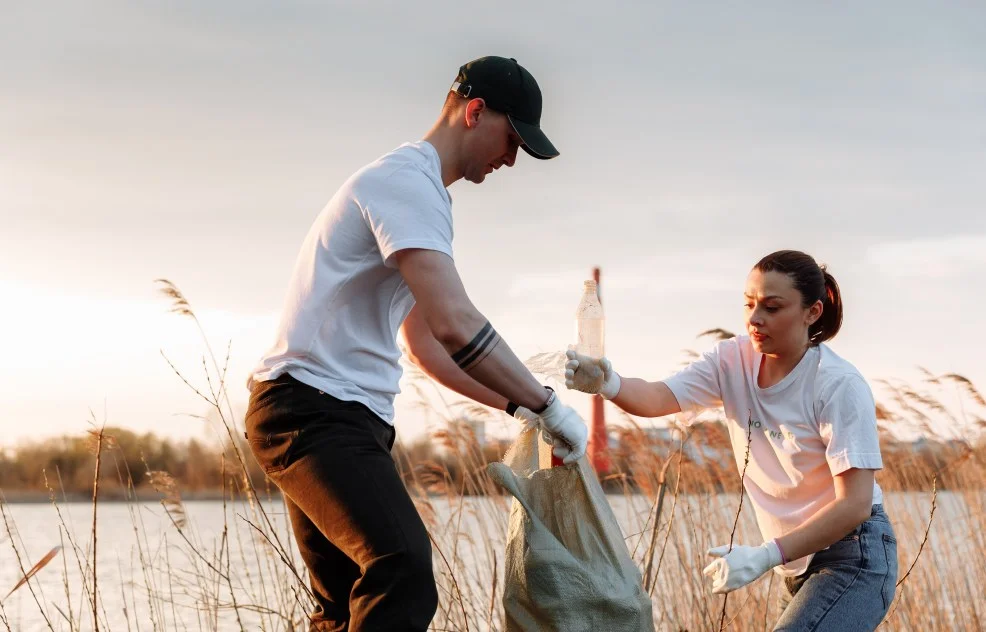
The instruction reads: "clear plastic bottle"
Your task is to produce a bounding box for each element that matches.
[575,279,604,359]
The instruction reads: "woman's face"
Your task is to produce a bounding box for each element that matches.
[744,269,821,355]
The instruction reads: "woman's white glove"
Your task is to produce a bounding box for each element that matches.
[564,349,621,400]
[702,541,783,594]
[535,391,588,464]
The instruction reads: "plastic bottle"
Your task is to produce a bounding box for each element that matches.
[575,280,604,359]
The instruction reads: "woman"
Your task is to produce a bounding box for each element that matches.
[565,250,897,631]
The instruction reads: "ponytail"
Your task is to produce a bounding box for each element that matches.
[754,250,844,346]
[809,267,843,345]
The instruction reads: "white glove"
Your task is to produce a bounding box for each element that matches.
[702,541,783,594]
[536,390,588,465]
[538,428,570,461]
[510,405,570,455]
[564,349,621,399]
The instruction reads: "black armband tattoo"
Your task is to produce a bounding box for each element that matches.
[451,322,502,372]
[505,402,520,416]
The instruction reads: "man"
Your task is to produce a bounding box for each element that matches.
[245,56,588,632]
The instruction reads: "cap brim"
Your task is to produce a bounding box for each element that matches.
[508,116,559,160]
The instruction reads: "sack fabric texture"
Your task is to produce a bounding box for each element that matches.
[487,428,655,632]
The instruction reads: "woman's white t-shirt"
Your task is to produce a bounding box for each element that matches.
[664,336,883,576]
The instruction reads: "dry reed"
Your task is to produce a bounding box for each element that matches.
[0,282,983,631]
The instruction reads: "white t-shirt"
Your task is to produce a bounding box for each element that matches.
[664,336,883,576]
[248,141,453,424]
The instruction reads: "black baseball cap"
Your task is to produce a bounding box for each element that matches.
[450,56,559,160]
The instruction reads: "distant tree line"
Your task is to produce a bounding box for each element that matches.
[1,420,982,502]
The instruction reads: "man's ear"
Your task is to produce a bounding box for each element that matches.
[464,98,487,129]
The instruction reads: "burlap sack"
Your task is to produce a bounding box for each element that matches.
[486,428,654,632]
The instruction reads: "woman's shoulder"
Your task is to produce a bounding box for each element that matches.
[697,334,749,363]
[704,335,756,375]
[813,344,872,399]
[712,334,749,355]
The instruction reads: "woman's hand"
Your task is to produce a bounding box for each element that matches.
[702,541,783,594]
[564,349,621,399]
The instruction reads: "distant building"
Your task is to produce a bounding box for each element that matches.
[462,417,486,447]
[608,422,732,467]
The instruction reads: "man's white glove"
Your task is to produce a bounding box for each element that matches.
[702,541,783,594]
[509,403,580,462]
[535,390,588,465]
[564,349,621,400]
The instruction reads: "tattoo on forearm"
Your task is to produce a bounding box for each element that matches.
[451,322,502,372]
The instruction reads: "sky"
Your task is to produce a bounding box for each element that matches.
[2,1,984,448]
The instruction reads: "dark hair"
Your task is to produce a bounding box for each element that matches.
[442,91,465,116]
[754,250,843,345]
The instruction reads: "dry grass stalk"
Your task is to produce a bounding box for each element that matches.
[3,309,984,630]
[88,421,105,632]
[0,493,55,630]
[718,411,755,632]
[649,433,687,596]
[429,531,470,632]
[698,328,737,341]
[896,473,938,590]
[146,470,187,530]
[642,448,678,592]
[4,546,62,600]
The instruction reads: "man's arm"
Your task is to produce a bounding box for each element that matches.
[401,304,510,411]
[392,248,549,412]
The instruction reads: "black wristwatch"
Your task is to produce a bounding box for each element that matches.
[533,386,555,414]
[506,386,554,416]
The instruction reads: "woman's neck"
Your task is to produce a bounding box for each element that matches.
[758,344,810,388]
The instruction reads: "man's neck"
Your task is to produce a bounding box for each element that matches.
[422,122,462,187]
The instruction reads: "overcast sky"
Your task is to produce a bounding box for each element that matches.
[2,1,984,447]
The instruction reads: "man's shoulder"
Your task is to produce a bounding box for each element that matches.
[353,142,440,190]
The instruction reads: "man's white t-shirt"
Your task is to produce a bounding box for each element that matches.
[664,336,883,576]
[248,141,453,424]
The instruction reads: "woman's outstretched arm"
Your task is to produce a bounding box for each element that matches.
[611,378,682,418]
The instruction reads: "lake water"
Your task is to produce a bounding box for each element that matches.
[0,491,979,631]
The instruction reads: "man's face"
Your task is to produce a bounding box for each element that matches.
[462,99,521,184]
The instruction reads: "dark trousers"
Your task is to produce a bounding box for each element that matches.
[245,374,438,631]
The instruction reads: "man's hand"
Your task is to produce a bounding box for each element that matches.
[702,541,783,594]
[536,393,588,464]
[564,349,621,399]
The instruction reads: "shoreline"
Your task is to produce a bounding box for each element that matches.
[0,489,271,504]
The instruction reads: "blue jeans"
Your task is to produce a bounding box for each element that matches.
[774,505,898,632]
